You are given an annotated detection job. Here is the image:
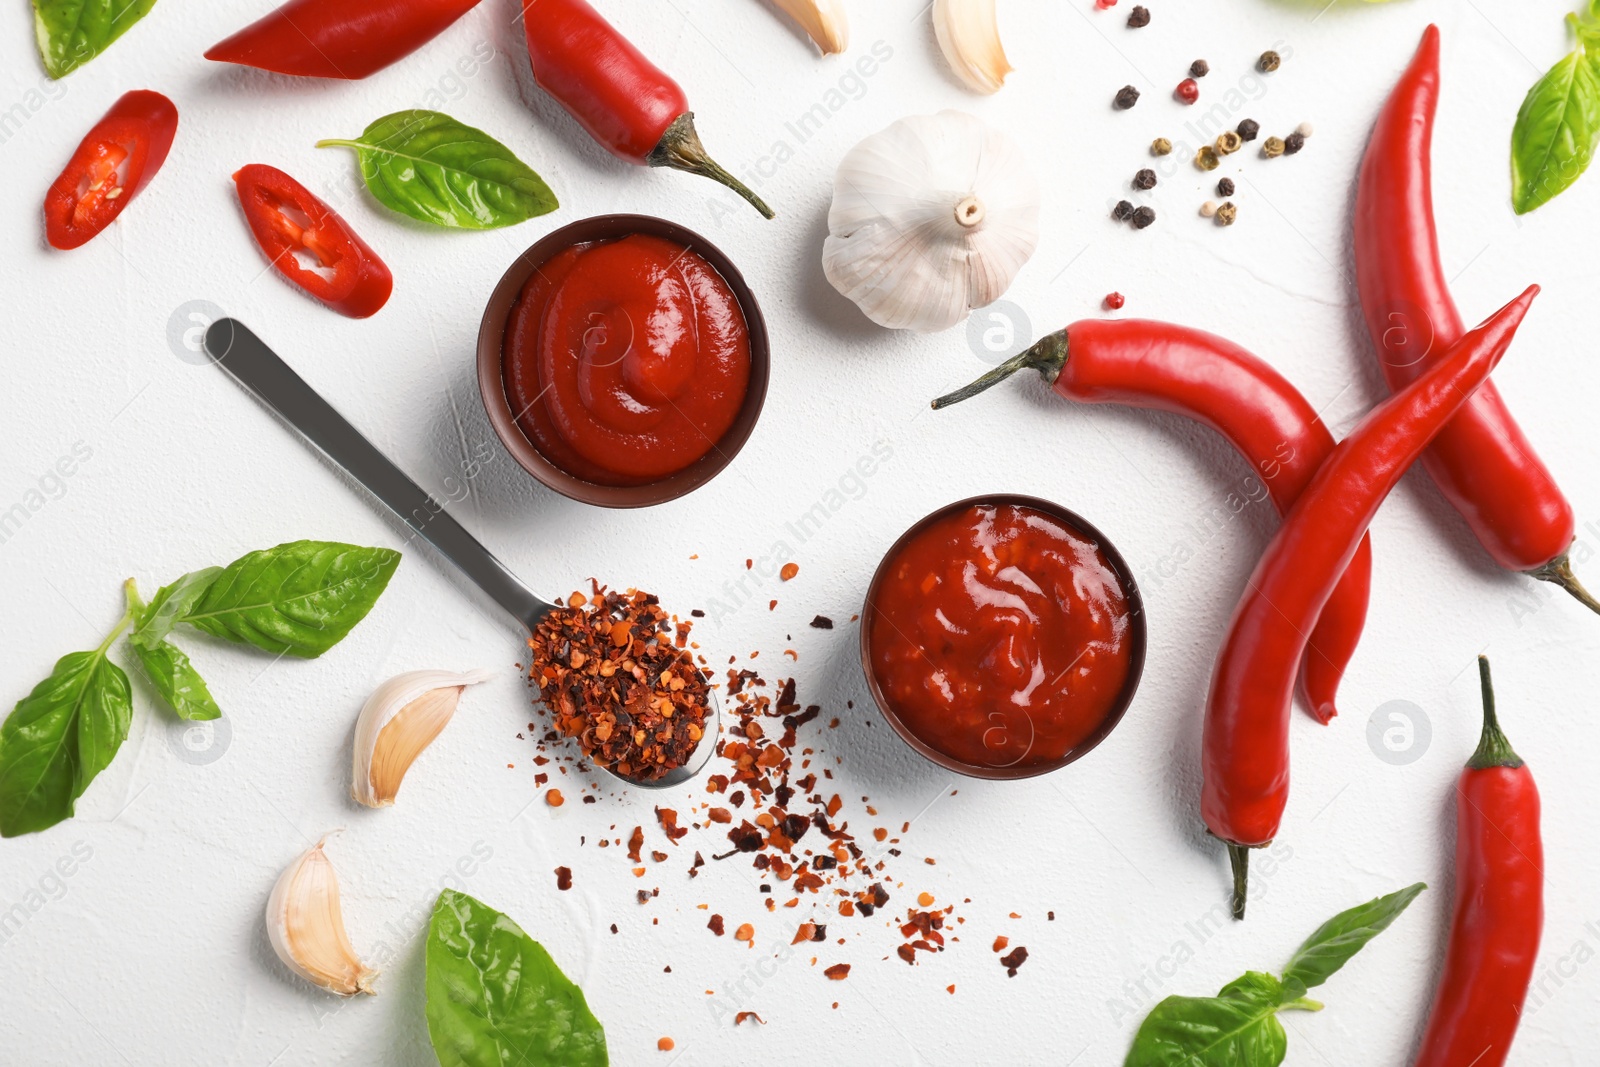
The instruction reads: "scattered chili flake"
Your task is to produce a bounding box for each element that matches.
[734,1011,766,1026]
[1114,84,1139,110]
[793,922,817,944]
[947,984,956,994]
[1132,168,1156,190]
[1131,206,1156,229]
[652,850,668,863]
[824,963,851,980]
[656,807,689,842]
[992,935,1009,952]
[735,922,755,943]
[555,866,573,891]
[1125,4,1149,27]
[527,583,711,782]
[1001,946,1029,977]
[809,615,833,629]
[610,923,618,934]
[1048,911,1056,921]
[1189,58,1209,78]
[1237,118,1260,142]
[779,562,799,581]
[708,914,725,936]
[1094,0,1115,8]
[658,1037,675,1052]
[917,892,935,907]
[1258,49,1281,73]
[546,789,564,807]
[627,826,644,862]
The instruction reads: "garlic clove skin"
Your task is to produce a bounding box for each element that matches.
[351,669,495,808]
[266,838,378,997]
[933,0,1013,95]
[823,111,1040,333]
[768,0,849,56]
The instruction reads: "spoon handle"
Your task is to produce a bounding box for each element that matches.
[203,318,556,631]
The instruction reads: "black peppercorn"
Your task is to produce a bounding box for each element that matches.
[1216,177,1235,197]
[1112,199,1135,221]
[1236,118,1260,142]
[1258,50,1281,73]
[1114,84,1140,109]
[1131,205,1156,229]
[1127,5,1150,27]
[1189,59,1209,78]
[1133,168,1157,190]
[1284,131,1306,155]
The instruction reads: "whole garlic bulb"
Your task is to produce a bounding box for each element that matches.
[823,111,1040,333]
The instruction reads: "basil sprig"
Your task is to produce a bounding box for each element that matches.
[317,111,559,230]
[1511,2,1600,214]
[33,0,159,79]
[1124,883,1425,1066]
[0,541,398,837]
[426,889,609,1067]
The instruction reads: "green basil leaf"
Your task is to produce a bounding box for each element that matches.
[1511,46,1600,214]
[33,0,159,79]
[317,111,559,229]
[130,567,222,650]
[129,640,221,722]
[0,648,132,837]
[1281,882,1426,993]
[426,889,608,1067]
[1125,974,1287,1067]
[178,541,399,658]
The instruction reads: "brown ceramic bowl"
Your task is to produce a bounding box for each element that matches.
[477,214,770,508]
[859,494,1147,780]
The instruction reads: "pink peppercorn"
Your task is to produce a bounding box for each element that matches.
[1103,292,1126,311]
[1175,78,1199,104]
[1095,0,1117,9]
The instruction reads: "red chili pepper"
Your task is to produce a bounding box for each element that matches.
[1355,26,1596,611]
[44,90,178,251]
[1202,285,1537,919]
[521,0,773,219]
[933,321,1370,725]
[1412,655,1542,1067]
[206,0,482,80]
[233,165,393,319]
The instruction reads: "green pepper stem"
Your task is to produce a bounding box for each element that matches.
[1468,655,1524,770]
[1529,554,1600,616]
[650,113,774,220]
[931,330,1069,410]
[1229,844,1249,921]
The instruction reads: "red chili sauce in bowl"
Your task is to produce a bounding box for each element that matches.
[864,499,1144,777]
[503,233,751,487]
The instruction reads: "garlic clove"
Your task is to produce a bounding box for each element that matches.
[351,669,495,808]
[266,838,378,997]
[823,111,1040,332]
[768,0,849,56]
[933,0,1013,95]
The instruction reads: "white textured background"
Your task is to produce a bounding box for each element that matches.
[3,0,1599,1063]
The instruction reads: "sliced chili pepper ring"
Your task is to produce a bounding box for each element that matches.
[44,90,179,251]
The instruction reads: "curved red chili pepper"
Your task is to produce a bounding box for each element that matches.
[932,320,1370,725]
[233,165,393,319]
[1202,285,1537,919]
[521,0,773,218]
[44,90,178,251]
[1412,656,1541,1067]
[1355,26,1596,611]
[206,0,482,80]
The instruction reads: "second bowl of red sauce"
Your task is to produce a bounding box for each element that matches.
[862,496,1146,779]
[478,215,769,507]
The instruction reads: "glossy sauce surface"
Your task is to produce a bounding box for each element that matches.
[869,504,1136,771]
[504,233,751,486]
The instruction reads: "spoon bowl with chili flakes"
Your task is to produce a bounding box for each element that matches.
[203,318,719,788]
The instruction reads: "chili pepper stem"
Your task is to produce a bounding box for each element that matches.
[1528,554,1600,616]
[1228,844,1249,920]
[930,330,1069,409]
[1468,655,1524,770]
[650,114,774,219]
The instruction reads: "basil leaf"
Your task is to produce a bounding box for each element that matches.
[1511,44,1600,214]
[1125,974,1287,1067]
[317,111,559,229]
[1281,882,1426,993]
[0,648,132,837]
[178,541,399,658]
[426,889,608,1067]
[130,567,222,650]
[33,0,159,79]
[129,640,221,722]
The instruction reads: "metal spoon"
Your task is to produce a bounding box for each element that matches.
[202,318,719,789]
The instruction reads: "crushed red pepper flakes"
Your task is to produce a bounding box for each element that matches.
[734,1011,765,1026]
[824,963,851,980]
[555,867,572,891]
[809,615,833,629]
[657,1037,674,1051]
[656,807,688,842]
[780,562,799,581]
[708,914,725,936]
[627,826,644,862]
[1001,946,1029,977]
[992,935,1009,952]
[527,583,711,782]
[734,922,755,943]
[546,789,564,807]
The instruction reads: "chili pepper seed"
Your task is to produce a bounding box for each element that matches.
[1112,199,1135,221]
[1215,201,1238,226]
[1190,59,1210,78]
[1284,132,1306,156]
[1126,5,1150,27]
[1151,137,1173,156]
[1236,118,1260,143]
[1114,84,1140,109]
[1194,145,1220,171]
[1262,136,1286,159]
[1131,206,1156,229]
[1258,50,1281,72]
[1175,78,1200,104]
[1216,177,1235,197]
[1132,168,1157,190]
